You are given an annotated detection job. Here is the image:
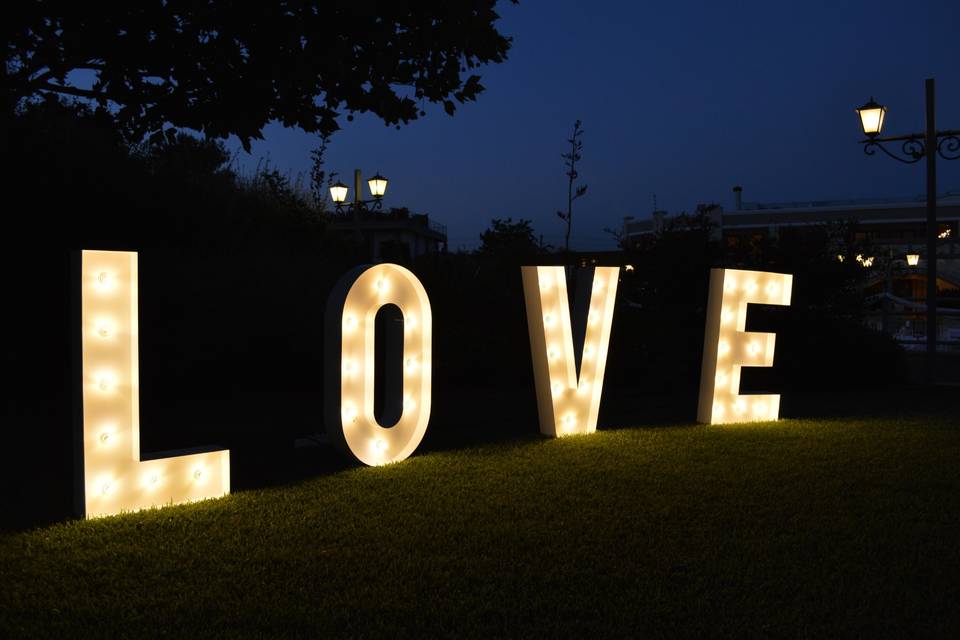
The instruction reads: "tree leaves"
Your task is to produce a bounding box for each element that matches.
[4,2,513,148]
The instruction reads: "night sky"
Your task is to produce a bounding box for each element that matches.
[230,0,960,250]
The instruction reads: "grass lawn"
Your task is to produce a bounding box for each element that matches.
[2,414,959,638]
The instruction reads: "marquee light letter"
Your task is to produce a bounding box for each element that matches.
[78,250,229,518]
[325,264,432,466]
[522,266,619,437]
[697,268,793,424]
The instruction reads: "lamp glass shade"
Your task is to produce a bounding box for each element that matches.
[906,253,920,266]
[330,182,349,203]
[856,98,886,136]
[368,174,388,198]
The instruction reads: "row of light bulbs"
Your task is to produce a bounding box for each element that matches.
[724,278,781,297]
[99,467,207,496]
[712,398,769,419]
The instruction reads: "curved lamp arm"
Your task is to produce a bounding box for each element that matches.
[863,138,925,164]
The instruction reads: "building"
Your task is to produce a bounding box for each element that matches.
[329,207,447,262]
[622,189,960,351]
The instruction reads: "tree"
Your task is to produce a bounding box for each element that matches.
[3,2,514,149]
[309,133,334,213]
[556,119,587,252]
[478,217,542,260]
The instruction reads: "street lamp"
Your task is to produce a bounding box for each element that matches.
[330,181,349,204]
[855,78,960,384]
[329,169,389,213]
[906,252,920,267]
[856,98,887,137]
[367,173,388,198]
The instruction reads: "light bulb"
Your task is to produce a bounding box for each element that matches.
[748,342,760,356]
[101,481,112,495]
[551,382,564,397]
[745,281,757,294]
[342,359,356,376]
[547,346,559,361]
[724,278,737,292]
[342,405,358,423]
[374,278,389,294]
[715,372,728,387]
[405,314,417,331]
[97,324,111,338]
[718,341,730,357]
[544,313,555,327]
[765,282,780,296]
[588,311,598,326]
[403,395,417,412]
[577,379,591,394]
[99,432,111,445]
[562,414,576,431]
[404,357,419,373]
[721,308,733,324]
[540,277,553,291]
[583,344,595,360]
[95,271,113,291]
[97,376,111,392]
[753,402,766,416]
[193,468,204,481]
[734,399,746,414]
[713,402,725,417]
[343,316,358,332]
[593,279,605,293]
[374,438,387,452]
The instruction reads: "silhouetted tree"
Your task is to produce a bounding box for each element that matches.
[3,2,515,148]
[478,218,542,260]
[556,120,587,252]
[309,134,334,213]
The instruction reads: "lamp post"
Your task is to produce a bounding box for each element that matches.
[856,78,960,384]
[329,169,389,251]
[329,169,389,213]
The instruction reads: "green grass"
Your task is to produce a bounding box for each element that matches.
[2,415,959,638]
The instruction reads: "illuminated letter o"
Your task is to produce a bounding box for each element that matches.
[325,264,432,466]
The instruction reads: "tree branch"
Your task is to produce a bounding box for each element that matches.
[36,82,109,101]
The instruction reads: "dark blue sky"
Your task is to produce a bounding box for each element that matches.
[230,0,960,250]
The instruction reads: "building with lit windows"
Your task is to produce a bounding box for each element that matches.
[622,189,960,351]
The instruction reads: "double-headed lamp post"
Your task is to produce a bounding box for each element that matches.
[855,78,960,384]
[329,169,389,250]
[329,169,389,213]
